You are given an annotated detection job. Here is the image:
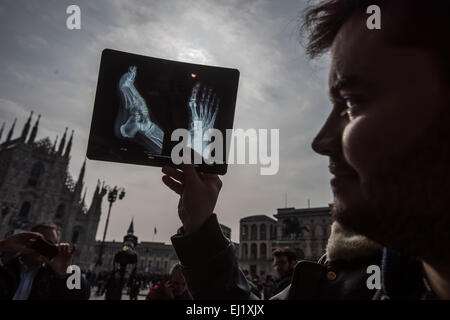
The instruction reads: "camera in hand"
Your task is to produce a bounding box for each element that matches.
[30,238,59,260]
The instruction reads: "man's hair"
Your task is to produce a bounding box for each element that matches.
[301,0,450,80]
[273,247,297,263]
[30,221,61,238]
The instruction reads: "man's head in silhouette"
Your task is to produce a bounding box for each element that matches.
[305,1,450,267]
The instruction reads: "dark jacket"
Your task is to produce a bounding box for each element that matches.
[171,214,424,300]
[273,270,293,296]
[0,255,90,300]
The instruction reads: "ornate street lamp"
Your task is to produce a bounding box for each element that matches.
[96,185,126,267]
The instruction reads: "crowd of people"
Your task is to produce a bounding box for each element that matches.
[0,221,300,300]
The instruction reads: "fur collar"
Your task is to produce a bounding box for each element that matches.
[325,221,382,262]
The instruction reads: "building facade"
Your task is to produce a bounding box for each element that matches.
[238,206,332,277]
[95,219,178,274]
[95,221,234,274]
[0,113,106,269]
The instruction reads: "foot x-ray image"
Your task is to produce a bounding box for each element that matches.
[87,49,239,174]
[116,66,164,155]
[187,82,220,156]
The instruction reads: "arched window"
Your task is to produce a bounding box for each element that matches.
[242,243,248,259]
[250,243,257,259]
[19,201,31,218]
[55,204,65,219]
[315,225,323,238]
[71,230,79,244]
[1,206,9,217]
[260,243,267,258]
[260,224,266,240]
[271,225,278,240]
[28,162,44,187]
[241,225,248,241]
[250,224,257,240]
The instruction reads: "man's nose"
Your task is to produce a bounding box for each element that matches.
[311,111,343,156]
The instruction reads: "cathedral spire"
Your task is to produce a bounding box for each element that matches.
[6,118,17,142]
[52,135,59,153]
[78,158,86,185]
[21,111,33,142]
[64,130,74,158]
[74,158,86,198]
[28,114,40,144]
[81,186,87,204]
[57,127,68,156]
[0,122,5,142]
[127,218,134,235]
[87,179,106,216]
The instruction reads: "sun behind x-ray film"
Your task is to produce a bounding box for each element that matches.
[87,49,240,175]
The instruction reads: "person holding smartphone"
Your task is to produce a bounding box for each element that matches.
[0,222,89,300]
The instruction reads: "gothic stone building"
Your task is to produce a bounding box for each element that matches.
[0,112,105,269]
[238,206,332,277]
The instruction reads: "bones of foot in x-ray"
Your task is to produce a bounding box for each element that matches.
[187,82,220,157]
[118,66,164,154]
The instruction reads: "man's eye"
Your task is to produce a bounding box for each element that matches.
[345,98,356,108]
[339,98,359,117]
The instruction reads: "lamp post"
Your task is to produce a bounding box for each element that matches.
[96,185,126,267]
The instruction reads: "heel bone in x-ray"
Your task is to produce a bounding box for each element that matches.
[115,66,164,155]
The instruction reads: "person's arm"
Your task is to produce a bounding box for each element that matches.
[0,232,43,254]
[171,214,252,299]
[162,164,255,300]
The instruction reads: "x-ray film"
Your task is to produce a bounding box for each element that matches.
[87,49,240,175]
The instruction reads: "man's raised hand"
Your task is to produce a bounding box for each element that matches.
[0,232,43,254]
[161,164,222,234]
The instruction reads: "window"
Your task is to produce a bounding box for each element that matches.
[71,230,79,244]
[19,201,31,218]
[250,224,257,240]
[242,243,248,259]
[28,162,44,187]
[260,224,266,240]
[1,206,9,217]
[260,243,267,258]
[251,243,257,259]
[241,225,248,241]
[55,204,65,219]
[270,225,275,240]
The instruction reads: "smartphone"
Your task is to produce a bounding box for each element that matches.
[30,238,59,260]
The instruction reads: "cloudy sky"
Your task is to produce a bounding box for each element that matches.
[0,0,334,244]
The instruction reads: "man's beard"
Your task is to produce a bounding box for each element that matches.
[333,108,450,265]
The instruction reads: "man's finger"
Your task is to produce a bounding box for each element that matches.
[162,166,184,183]
[162,175,183,195]
[181,164,200,184]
